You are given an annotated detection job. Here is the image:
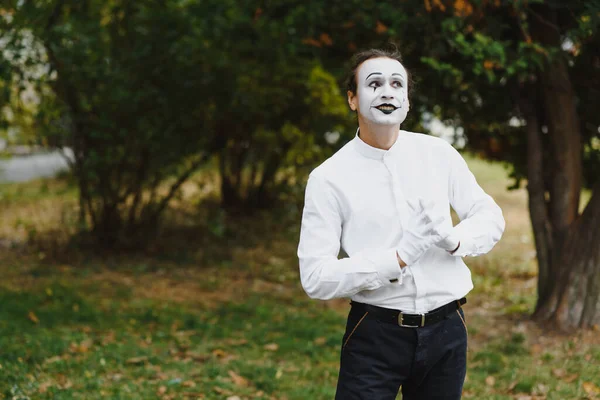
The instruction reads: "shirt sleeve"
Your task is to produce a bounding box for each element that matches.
[446,145,506,257]
[297,172,402,300]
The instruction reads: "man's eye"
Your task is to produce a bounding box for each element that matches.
[369,81,381,88]
[392,81,403,88]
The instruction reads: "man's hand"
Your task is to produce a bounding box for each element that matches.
[436,232,460,253]
[396,198,449,266]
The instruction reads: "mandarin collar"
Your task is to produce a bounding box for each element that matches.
[352,128,403,160]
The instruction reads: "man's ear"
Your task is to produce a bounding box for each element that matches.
[347,91,357,111]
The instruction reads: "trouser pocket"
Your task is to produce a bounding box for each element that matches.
[456,308,467,336]
[342,310,369,350]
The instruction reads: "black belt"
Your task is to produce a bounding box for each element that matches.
[351,298,466,328]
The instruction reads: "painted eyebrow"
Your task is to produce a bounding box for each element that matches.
[366,72,382,80]
[392,73,405,80]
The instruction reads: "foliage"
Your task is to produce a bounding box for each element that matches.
[186,0,349,210]
[412,0,600,188]
[2,1,222,247]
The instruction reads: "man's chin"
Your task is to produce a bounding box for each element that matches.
[365,115,406,126]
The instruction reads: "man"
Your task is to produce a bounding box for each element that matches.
[297,48,505,400]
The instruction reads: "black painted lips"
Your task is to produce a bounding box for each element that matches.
[375,103,398,114]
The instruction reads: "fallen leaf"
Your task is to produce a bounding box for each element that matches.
[226,396,242,400]
[28,311,39,324]
[228,370,249,387]
[213,386,232,395]
[157,386,167,395]
[189,352,210,362]
[44,355,63,364]
[182,380,196,388]
[535,383,549,394]
[212,349,226,358]
[67,338,93,354]
[552,368,565,378]
[224,338,248,346]
[314,337,327,346]
[126,356,148,365]
[182,393,205,398]
[38,381,53,393]
[583,381,600,395]
[563,373,579,383]
[485,376,495,386]
[263,343,279,351]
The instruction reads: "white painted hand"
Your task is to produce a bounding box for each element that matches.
[396,198,448,266]
[436,231,460,252]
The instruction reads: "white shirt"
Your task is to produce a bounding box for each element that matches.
[297,130,505,313]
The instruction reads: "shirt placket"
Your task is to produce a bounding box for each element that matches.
[383,153,427,311]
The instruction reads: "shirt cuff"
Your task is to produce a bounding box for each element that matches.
[371,248,402,283]
[441,230,461,253]
[448,226,478,257]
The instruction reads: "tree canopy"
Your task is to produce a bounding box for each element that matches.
[2,0,600,328]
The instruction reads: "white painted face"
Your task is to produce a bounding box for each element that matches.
[349,57,410,126]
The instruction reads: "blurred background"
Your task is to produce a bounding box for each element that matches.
[1,1,599,399]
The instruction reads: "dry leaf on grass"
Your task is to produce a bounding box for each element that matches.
[563,373,579,383]
[583,381,600,395]
[314,337,327,346]
[28,311,39,324]
[38,381,53,393]
[213,386,233,395]
[212,349,227,357]
[485,376,496,386]
[125,356,148,365]
[263,343,279,351]
[551,368,565,378]
[44,355,63,364]
[70,338,93,353]
[182,393,205,398]
[228,370,249,387]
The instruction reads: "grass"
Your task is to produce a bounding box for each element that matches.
[1,153,600,399]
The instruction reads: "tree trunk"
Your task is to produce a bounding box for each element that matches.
[524,5,600,329]
[535,182,600,329]
[520,84,554,308]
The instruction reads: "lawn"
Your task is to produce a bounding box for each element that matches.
[0,154,599,400]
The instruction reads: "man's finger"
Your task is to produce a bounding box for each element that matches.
[422,215,446,234]
[407,199,423,213]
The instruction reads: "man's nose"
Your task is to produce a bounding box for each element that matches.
[381,84,395,99]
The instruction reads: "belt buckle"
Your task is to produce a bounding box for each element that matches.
[398,312,425,328]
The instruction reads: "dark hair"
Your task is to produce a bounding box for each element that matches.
[345,48,413,97]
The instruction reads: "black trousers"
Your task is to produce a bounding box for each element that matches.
[335,303,468,400]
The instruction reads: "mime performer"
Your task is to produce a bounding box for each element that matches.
[297,48,505,400]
